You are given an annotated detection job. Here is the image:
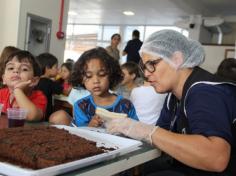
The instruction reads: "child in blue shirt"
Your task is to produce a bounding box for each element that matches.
[71,47,138,127]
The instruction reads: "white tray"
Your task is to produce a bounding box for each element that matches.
[0,125,142,176]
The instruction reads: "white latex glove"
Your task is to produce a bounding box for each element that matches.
[105,118,158,145]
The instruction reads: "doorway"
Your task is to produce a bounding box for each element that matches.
[25,13,52,56]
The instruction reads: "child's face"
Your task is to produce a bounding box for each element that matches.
[2,57,34,88]
[48,64,58,78]
[60,66,70,80]
[121,68,135,85]
[83,58,109,96]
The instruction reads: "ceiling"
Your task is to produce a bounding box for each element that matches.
[68,0,236,25]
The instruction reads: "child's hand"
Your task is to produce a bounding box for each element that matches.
[88,115,103,127]
[14,80,32,91]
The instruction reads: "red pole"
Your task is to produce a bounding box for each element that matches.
[59,0,65,32]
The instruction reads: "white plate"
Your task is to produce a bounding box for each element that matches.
[0,125,142,176]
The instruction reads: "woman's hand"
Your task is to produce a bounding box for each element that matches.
[105,118,158,144]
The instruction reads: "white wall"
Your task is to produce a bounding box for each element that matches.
[188,15,202,41]
[201,45,235,73]
[18,0,69,64]
[0,0,20,51]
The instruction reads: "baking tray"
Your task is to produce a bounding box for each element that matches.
[0,125,142,176]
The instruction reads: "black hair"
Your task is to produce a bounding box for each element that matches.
[216,58,236,82]
[71,47,123,89]
[111,33,121,40]
[61,62,73,72]
[121,61,140,80]
[36,53,58,74]
[65,58,75,64]
[132,30,140,38]
[4,50,41,77]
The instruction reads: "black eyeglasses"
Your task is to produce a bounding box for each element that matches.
[139,59,162,73]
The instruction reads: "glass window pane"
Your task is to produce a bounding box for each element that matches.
[64,25,101,62]
[97,41,110,48]
[123,26,144,42]
[66,24,74,36]
[64,24,189,62]
[103,26,120,41]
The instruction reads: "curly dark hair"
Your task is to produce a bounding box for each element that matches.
[71,47,123,89]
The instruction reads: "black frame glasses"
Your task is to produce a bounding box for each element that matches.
[139,59,162,73]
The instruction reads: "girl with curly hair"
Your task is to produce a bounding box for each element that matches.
[71,47,138,127]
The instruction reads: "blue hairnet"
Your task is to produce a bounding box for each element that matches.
[139,30,205,69]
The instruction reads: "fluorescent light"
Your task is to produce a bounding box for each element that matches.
[68,11,78,16]
[123,11,135,16]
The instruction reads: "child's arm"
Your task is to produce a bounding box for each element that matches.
[13,80,44,121]
[73,103,90,126]
[73,101,98,127]
[127,102,139,121]
[88,115,103,127]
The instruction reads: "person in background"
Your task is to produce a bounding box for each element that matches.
[0,50,47,121]
[106,30,236,176]
[216,58,236,82]
[0,46,20,88]
[35,53,63,120]
[130,79,167,125]
[71,47,138,127]
[65,58,75,65]
[57,62,73,96]
[123,29,143,64]
[116,62,141,99]
[105,33,121,61]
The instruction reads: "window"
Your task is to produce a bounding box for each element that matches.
[65,25,102,61]
[103,26,120,41]
[123,26,145,42]
[64,24,189,62]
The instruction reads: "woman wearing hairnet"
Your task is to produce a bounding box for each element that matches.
[105,30,236,176]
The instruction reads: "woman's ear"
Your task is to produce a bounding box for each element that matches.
[172,51,184,69]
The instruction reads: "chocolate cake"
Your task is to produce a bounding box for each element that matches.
[0,126,107,169]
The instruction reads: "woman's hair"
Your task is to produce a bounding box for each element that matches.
[121,61,140,80]
[0,46,20,77]
[36,53,58,74]
[4,50,41,77]
[216,58,236,82]
[111,33,121,40]
[71,47,123,89]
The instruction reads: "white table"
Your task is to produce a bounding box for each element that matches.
[64,144,161,176]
